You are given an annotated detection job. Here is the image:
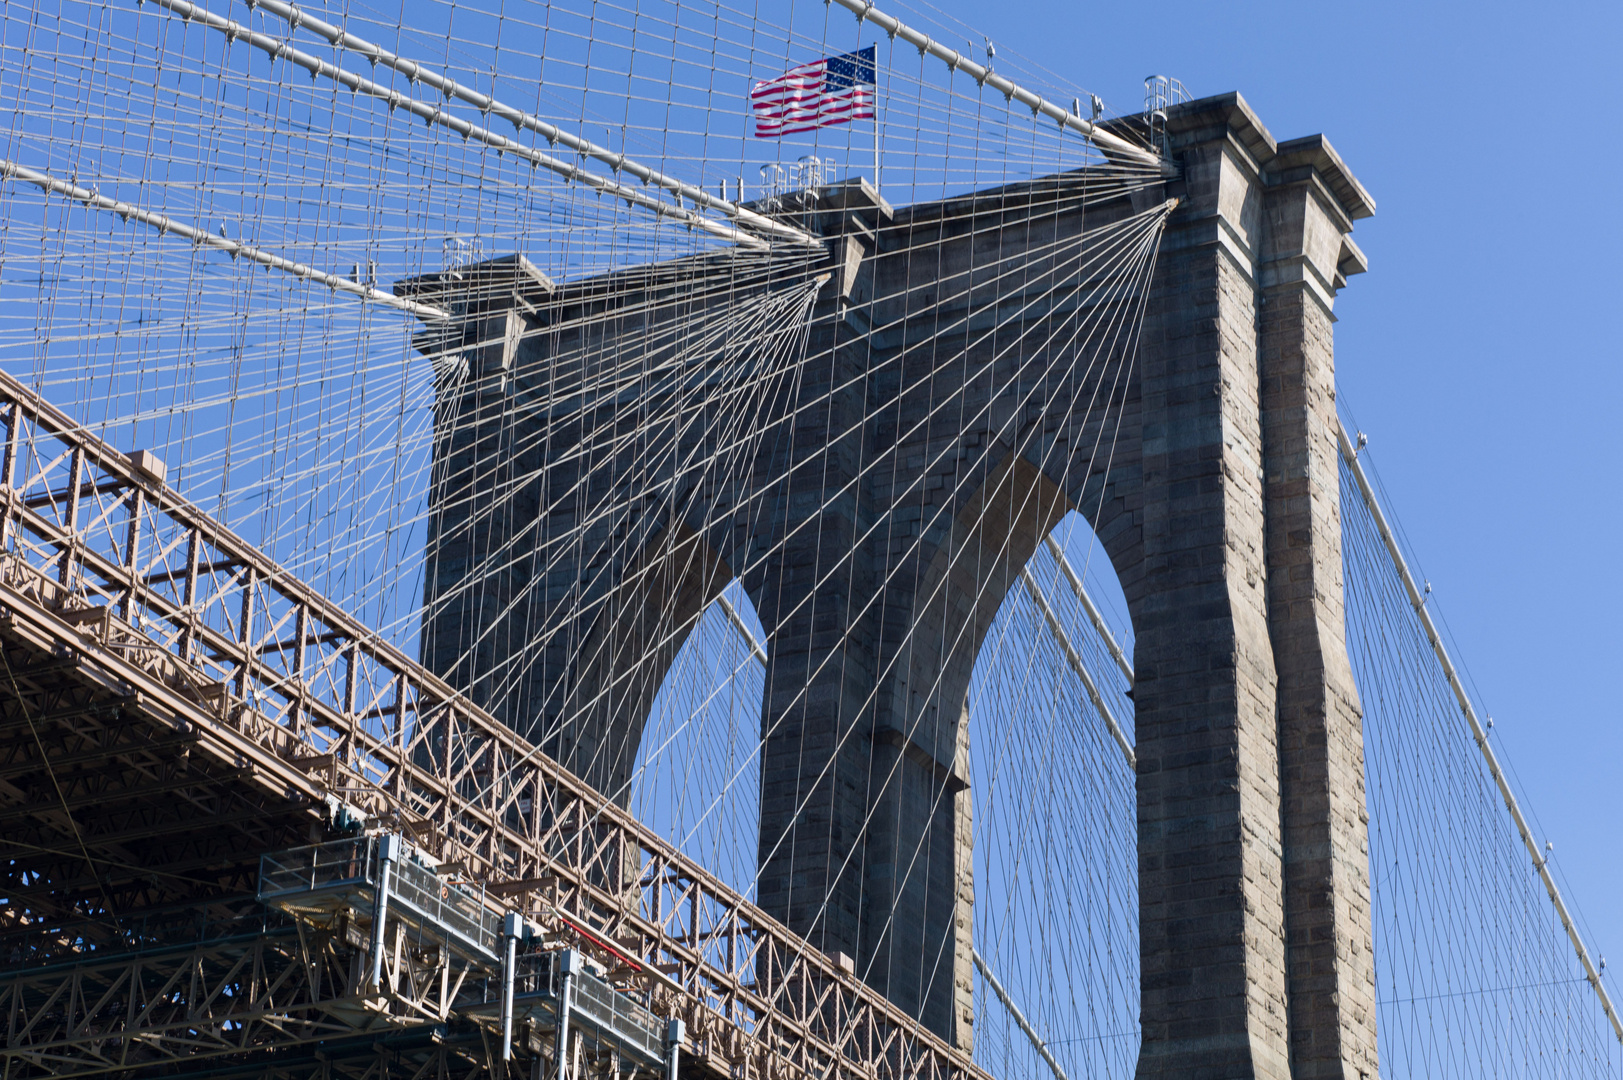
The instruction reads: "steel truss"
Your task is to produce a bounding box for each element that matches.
[0,368,983,1080]
[0,906,637,1080]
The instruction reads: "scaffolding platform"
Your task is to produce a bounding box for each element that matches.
[474,950,669,1069]
[259,834,502,966]
[258,835,672,1073]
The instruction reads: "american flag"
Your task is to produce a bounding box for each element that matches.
[751,46,877,138]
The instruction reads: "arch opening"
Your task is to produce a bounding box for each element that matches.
[964,509,1139,1076]
[860,446,1141,1050]
[630,578,766,902]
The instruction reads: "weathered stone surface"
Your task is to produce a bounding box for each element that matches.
[1259,137,1379,1080]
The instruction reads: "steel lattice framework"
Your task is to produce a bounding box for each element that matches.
[0,368,984,1080]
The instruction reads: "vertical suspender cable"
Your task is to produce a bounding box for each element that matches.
[1337,421,1623,1044]
[162,0,822,250]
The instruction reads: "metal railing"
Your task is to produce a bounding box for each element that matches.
[259,836,503,966]
[504,951,668,1067]
[259,836,376,900]
[0,367,982,1080]
[570,956,668,1066]
[1141,75,1189,159]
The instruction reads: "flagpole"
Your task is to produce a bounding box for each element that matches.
[873,49,882,193]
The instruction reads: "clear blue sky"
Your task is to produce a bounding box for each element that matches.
[922,0,1623,988]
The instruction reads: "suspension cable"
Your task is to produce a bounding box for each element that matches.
[1337,419,1623,1045]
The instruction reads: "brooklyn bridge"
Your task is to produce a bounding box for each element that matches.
[0,0,1616,1078]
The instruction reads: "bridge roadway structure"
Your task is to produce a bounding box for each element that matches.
[0,93,1376,1080]
[0,354,980,1080]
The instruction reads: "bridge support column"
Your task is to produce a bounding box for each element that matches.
[1131,96,1289,1080]
[752,322,879,989]
[752,189,1088,1050]
[1130,94,1375,1080]
[1259,139,1378,1080]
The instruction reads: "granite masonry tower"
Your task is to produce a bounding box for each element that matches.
[410,93,1378,1080]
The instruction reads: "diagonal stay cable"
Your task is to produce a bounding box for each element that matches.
[0,157,451,321]
[146,0,823,251]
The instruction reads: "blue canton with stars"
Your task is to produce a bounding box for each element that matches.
[823,46,877,90]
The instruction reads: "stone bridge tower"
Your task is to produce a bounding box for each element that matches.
[406,93,1377,1080]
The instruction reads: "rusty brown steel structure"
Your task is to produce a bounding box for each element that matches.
[2,912,467,1078]
[0,367,985,1080]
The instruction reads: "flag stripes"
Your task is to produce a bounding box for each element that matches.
[751,46,876,137]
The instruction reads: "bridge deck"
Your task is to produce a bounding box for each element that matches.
[0,369,982,1080]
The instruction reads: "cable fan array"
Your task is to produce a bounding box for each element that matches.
[0,0,1163,1068]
